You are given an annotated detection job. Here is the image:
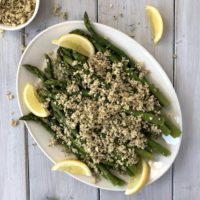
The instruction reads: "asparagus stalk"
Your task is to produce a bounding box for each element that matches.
[23,64,47,81]
[96,164,125,186]
[44,54,54,79]
[147,139,171,156]
[135,149,154,160]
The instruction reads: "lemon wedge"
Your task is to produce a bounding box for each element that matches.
[125,160,150,195]
[52,34,95,57]
[23,83,49,117]
[146,5,163,44]
[52,160,92,176]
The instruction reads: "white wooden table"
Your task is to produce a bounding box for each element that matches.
[0,0,199,199]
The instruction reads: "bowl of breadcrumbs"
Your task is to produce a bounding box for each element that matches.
[0,0,40,31]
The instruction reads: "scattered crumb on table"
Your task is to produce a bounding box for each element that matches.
[52,4,61,15]
[32,142,37,146]
[52,4,68,20]
[10,119,18,127]
[60,12,68,20]
[113,15,117,20]
[6,92,14,100]
[172,53,177,59]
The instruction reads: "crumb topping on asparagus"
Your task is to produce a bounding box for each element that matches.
[37,50,162,173]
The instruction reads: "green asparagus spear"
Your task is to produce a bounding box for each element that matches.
[37,88,57,99]
[63,55,74,66]
[84,12,131,61]
[147,139,171,156]
[44,79,67,88]
[61,47,72,57]
[72,50,87,62]
[127,165,138,175]
[164,115,181,137]
[147,82,170,107]
[60,48,87,66]
[159,124,171,135]
[125,110,165,126]
[23,64,47,81]
[44,54,54,79]
[70,29,91,39]
[135,149,154,160]
[126,168,134,176]
[97,164,125,186]
[19,113,55,135]
[51,103,66,124]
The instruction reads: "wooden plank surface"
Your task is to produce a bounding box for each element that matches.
[0,32,27,199]
[24,1,98,200]
[173,0,200,199]
[98,0,174,199]
[1,0,200,199]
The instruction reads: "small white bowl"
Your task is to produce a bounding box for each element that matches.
[0,0,40,31]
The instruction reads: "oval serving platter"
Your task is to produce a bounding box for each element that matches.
[17,21,182,191]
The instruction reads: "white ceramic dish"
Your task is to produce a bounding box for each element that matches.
[17,21,182,191]
[0,0,40,31]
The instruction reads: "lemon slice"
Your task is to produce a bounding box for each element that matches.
[52,160,92,176]
[146,5,163,44]
[52,34,95,57]
[23,83,49,117]
[125,160,150,195]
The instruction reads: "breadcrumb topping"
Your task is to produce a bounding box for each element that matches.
[42,51,162,173]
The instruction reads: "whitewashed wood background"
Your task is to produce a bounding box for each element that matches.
[0,0,199,199]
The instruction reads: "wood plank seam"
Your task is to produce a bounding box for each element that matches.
[172,0,176,200]
[173,0,178,199]
[24,127,30,200]
[173,0,176,87]
[21,27,30,200]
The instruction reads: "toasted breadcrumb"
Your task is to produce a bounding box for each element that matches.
[10,119,18,127]
[6,92,14,100]
[52,4,68,20]
[48,137,57,147]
